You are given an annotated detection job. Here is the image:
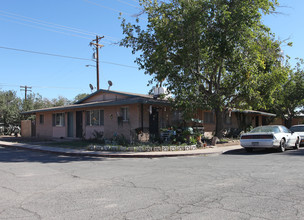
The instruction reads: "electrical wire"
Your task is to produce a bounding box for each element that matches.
[127,0,140,4]
[0,17,93,40]
[0,46,93,61]
[0,9,120,42]
[0,46,138,68]
[84,0,132,16]
[0,84,84,91]
[98,60,138,69]
[115,0,141,9]
[0,9,97,37]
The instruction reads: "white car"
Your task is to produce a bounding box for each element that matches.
[240,125,300,152]
[290,124,304,146]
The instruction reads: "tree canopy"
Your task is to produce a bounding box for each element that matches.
[73,93,90,103]
[120,0,286,137]
[0,90,21,127]
[272,58,304,127]
[0,90,88,126]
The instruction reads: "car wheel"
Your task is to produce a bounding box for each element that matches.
[278,138,286,152]
[294,137,300,150]
[245,148,253,153]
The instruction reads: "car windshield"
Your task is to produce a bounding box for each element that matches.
[290,126,304,132]
[250,126,280,133]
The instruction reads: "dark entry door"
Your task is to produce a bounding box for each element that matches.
[76,111,83,138]
[67,112,73,137]
[149,107,159,135]
[255,116,259,127]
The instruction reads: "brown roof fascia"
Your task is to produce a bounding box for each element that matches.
[22,97,171,115]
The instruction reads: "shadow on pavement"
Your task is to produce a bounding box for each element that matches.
[224,148,304,156]
[0,146,108,163]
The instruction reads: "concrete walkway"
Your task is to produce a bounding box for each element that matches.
[0,140,243,158]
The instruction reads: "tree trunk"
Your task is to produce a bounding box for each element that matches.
[215,107,224,138]
[285,116,293,128]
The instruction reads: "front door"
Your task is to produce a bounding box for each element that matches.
[76,111,83,138]
[255,116,259,127]
[149,107,159,136]
[67,112,73,137]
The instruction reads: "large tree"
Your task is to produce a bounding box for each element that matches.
[272,58,304,127]
[120,0,285,137]
[0,90,22,127]
[73,93,90,103]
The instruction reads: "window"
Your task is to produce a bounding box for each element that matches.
[121,107,129,121]
[204,112,214,124]
[86,110,104,126]
[52,113,65,127]
[39,114,44,124]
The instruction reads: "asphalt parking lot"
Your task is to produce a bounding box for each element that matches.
[1,146,304,219]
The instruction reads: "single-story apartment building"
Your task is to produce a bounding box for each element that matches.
[22,89,278,141]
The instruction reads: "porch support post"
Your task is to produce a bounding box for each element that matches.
[141,103,144,131]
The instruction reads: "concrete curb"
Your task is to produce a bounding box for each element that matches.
[0,141,243,158]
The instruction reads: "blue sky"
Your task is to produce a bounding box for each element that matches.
[0,0,303,100]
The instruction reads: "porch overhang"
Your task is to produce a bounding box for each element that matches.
[21,97,171,115]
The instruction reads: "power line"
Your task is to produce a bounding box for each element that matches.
[84,0,132,16]
[0,16,117,44]
[0,46,93,61]
[100,60,137,69]
[0,9,120,42]
[0,17,93,40]
[0,46,138,68]
[0,9,97,37]
[115,0,141,9]
[127,0,141,4]
[0,84,86,91]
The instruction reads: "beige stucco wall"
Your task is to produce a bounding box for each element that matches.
[291,118,304,125]
[82,104,142,139]
[21,120,32,137]
[34,105,143,140]
[197,110,239,133]
[83,103,172,140]
[105,104,140,139]
[36,112,69,138]
[85,126,104,139]
[270,117,304,127]
[36,112,53,138]
[53,126,66,138]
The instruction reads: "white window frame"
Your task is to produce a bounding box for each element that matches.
[53,113,65,127]
[86,110,104,126]
[121,107,129,122]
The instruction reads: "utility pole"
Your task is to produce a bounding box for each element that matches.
[20,85,32,100]
[90,35,104,91]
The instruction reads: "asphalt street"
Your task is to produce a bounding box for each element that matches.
[1,146,304,220]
